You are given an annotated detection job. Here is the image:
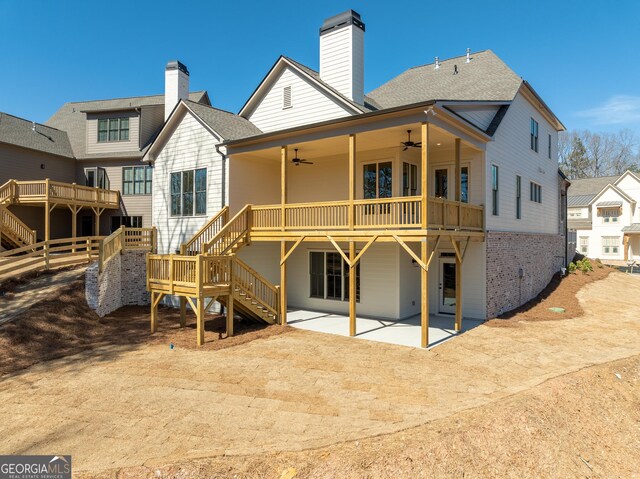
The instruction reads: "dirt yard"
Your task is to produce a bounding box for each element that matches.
[1,267,639,478]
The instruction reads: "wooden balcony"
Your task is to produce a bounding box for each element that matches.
[249,196,483,239]
[0,179,120,209]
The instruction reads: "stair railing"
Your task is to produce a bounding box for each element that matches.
[231,255,280,319]
[203,205,252,256]
[180,206,229,255]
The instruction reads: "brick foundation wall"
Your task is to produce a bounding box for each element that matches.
[486,232,565,318]
[86,251,149,317]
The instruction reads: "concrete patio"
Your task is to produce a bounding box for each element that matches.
[287,309,484,348]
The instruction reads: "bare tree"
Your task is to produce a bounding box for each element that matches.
[559,128,640,179]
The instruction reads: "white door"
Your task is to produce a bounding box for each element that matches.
[439,258,456,314]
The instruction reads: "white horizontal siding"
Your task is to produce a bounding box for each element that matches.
[485,93,560,234]
[152,110,225,254]
[247,66,353,133]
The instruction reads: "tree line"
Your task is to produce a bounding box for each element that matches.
[558,129,640,180]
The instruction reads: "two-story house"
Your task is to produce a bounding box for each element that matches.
[568,170,640,261]
[145,10,568,347]
[0,62,211,247]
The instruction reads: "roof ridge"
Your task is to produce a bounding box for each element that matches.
[409,49,491,70]
[63,90,207,105]
[0,111,66,132]
[185,99,242,117]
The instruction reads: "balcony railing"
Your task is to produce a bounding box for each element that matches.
[251,196,483,232]
[1,179,120,208]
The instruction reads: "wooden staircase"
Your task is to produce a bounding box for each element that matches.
[0,205,36,250]
[219,257,279,324]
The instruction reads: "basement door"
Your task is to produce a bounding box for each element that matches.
[439,257,456,314]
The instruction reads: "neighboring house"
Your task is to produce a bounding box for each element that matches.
[568,170,640,261]
[148,8,568,331]
[46,63,210,235]
[0,62,211,241]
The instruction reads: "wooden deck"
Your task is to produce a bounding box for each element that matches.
[0,179,119,209]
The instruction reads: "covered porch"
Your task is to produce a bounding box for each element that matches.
[223,104,490,348]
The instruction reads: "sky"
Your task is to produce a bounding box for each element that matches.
[1,0,639,136]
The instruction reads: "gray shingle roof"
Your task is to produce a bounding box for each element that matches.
[185,101,261,140]
[567,175,620,197]
[622,224,640,233]
[366,50,523,109]
[46,91,210,159]
[568,194,597,207]
[0,112,74,159]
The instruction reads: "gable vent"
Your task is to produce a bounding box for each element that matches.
[283,85,292,109]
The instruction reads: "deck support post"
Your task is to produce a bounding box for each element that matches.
[421,238,429,348]
[348,134,356,229]
[420,122,430,348]
[196,296,205,346]
[179,296,187,328]
[280,240,287,325]
[151,292,165,333]
[281,146,287,231]
[454,138,461,228]
[44,201,50,242]
[349,240,356,336]
[227,258,234,337]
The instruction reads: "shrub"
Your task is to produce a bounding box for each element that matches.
[575,258,593,274]
[568,262,577,274]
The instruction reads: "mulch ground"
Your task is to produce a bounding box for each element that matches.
[486,261,615,327]
[0,278,289,377]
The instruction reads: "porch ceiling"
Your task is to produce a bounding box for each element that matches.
[231,122,481,163]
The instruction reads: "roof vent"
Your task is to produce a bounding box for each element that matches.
[32,121,36,132]
[454,64,458,75]
[434,57,440,69]
[466,48,471,63]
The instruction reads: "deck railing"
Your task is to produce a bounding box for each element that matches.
[99,226,157,272]
[251,196,484,232]
[181,206,229,255]
[146,253,279,319]
[0,206,36,246]
[1,179,120,207]
[203,205,251,255]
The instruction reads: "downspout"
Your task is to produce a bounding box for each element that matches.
[215,144,227,210]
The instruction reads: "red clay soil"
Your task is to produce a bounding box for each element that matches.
[0,279,289,377]
[486,262,615,327]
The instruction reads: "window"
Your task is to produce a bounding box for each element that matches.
[363,162,392,199]
[602,208,620,223]
[283,85,292,109]
[530,182,542,203]
[602,237,619,255]
[309,251,360,302]
[123,166,152,195]
[84,167,109,189]
[461,166,469,203]
[402,163,418,196]
[516,175,522,219]
[530,118,539,152]
[579,237,588,254]
[110,215,142,232]
[491,165,499,216]
[569,210,583,218]
[98,117,129,142]
[548,133,552,159]
[170,168,207,217]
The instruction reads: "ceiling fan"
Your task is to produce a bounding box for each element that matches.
[292,148,313,166]
[400,129,422,151]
